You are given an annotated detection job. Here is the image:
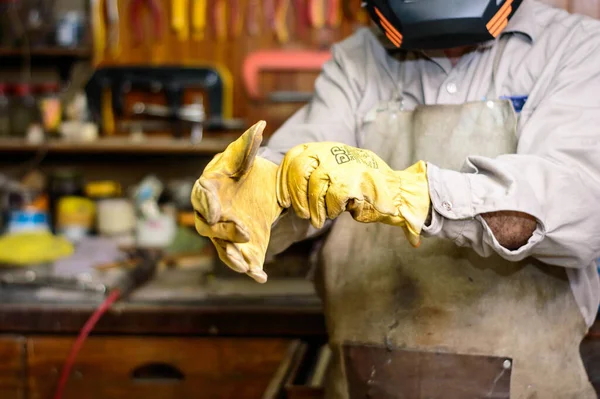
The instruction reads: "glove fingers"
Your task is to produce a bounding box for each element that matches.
[212,238,249,273]
[194,213,250,243]
[239,244,268,283]
[286,154,319,220]
[307,167,331,229]
[241,245,267,284]
[324,179,349,221]
[191,180,221,226]
[276,144,308,208]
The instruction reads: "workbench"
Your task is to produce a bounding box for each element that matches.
[0,273,327,399]
[1,273,600,399]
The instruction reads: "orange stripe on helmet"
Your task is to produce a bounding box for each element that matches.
[489,4,512,35]
[385,31,402,47]
[491,18,509,37]
[486,0,513,36]
[374,7,403,46]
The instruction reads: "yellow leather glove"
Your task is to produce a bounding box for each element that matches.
[276,142,430,247]
[191,121,283,283]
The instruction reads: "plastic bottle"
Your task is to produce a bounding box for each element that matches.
[38,82,62,135]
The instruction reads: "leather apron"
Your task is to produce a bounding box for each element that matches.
[316,38,596,399]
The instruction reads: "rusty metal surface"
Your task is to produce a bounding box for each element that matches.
[343,342,512,399]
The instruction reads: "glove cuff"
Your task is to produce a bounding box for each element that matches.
[394,160,431,246]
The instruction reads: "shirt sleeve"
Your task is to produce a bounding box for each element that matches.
[422,25,600,270]
[259,32,366,255]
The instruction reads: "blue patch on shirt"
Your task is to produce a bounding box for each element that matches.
[499,95,528,113]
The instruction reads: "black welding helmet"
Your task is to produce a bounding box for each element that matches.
[363,0,524,50]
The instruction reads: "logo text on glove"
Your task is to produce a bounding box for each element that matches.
[331,146,379,169]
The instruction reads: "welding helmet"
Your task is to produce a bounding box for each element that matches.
[363,0,523,50]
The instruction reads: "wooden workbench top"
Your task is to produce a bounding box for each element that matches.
[0,278,325,338]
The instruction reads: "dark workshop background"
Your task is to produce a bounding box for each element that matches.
[0,1,599,399]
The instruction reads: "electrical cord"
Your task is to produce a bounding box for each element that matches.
[52,289,121,399]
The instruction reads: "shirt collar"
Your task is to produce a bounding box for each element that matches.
[502,0,538,43]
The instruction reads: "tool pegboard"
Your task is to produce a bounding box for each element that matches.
[91,0,371,134]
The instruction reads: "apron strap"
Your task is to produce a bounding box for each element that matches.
[487,33,513,100]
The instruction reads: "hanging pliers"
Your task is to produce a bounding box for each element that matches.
[129,0,164,46]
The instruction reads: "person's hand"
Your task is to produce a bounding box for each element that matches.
[191,121,283,283]
[276,142,430,247]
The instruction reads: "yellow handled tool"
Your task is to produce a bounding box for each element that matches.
[309,0,325,29]
[274,0,291,43]
[192,0,207,40]
[91,0,106,65]
[106,0,120,57]
[172,0,189,40]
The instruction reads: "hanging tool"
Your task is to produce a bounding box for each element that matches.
[91,0,121,62]
[243,50,331,102]
[91,0,106,63]
[129,0,164,46]
[292,0,309,37]
[191,0,207,40]
[342,0,353,21]
[101,88,116,135]
[274,0,291,43]
[213,0,227,41]
[246,0,260,36]
[229,0,243,39]
[327,0,341,28]
[172,0,189,40]
[309,0,325,29]
[264,0,276,32]
[106,0,120,56]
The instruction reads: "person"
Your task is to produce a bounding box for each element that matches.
[192,0,600,397]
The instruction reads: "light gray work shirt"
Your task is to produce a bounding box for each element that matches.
[259,0,600,327]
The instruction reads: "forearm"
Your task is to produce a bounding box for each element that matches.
[423,205,536,251]
[480,211,537,250]
[422,157,600,269]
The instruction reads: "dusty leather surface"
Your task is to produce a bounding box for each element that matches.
[316,98,596,399]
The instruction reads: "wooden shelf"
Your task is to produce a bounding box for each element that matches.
[0,47,91,58]
[0,136,238,155]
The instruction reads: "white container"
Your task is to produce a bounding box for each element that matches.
[135,213,177,249]
[96,199,136,236]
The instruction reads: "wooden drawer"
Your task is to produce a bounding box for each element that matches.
[27,336,292,399]
[0,336,26,399]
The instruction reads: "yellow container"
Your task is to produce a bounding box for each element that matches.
[56,196,96,242]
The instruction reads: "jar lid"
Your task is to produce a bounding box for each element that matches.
[86,181,122,198]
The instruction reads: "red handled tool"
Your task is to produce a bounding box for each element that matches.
[230,0,244,39]
[246,0,261,36]
[213,0,227,40]
[327,0,341,27]
[292,0,309,37]
[129,0,163,46]
[264,0,276,30]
